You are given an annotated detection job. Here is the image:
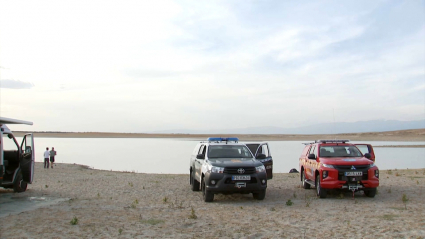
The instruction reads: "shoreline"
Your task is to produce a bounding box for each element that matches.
[1,162,424,238]
[14,128,425,141]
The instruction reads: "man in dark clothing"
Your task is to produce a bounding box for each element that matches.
[50,147,57,168]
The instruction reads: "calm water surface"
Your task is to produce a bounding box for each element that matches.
[31,138,425,174]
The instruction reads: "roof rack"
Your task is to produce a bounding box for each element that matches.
[316,139,350,143]
[207,137,239,144]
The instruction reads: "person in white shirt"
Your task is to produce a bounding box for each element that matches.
[44,147,50,169]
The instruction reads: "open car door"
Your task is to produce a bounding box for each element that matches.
[246,143,273,180]
[20,133,35,183]
[355,144,375,162]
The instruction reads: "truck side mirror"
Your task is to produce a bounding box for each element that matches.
[256,154,266,159]
[196,154,205,159]
[364,153,371,159]
[308,154,316,160]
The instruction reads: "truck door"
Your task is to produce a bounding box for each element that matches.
[306,145,317,180]
[259,143,273,179]
[355,144,375,162]
[194,144,206,181]
[246,143,273,179]
[20,133,34,183]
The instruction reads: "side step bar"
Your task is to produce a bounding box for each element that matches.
[304,179,315,187]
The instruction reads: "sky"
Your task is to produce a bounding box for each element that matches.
[0,0,424,133]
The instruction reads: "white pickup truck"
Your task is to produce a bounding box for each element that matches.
[0,117,34,192]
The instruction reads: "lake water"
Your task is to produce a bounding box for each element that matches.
[28,138,425,174]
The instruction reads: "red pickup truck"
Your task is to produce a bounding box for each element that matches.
[299,139,379,198]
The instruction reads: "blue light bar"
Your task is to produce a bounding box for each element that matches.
[207,137,239,142]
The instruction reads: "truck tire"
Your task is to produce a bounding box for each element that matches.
[202,180,214,202]
[190,171,200,191]
[316,174,327,198]
[364,188,377,197]
[253,189,266,200]
[302,170,310,189]
[13,171,27,193]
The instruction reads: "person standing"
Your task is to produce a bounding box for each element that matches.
[44,147,50,169]
[50,147,57,168]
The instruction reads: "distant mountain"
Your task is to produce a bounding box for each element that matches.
[151,119,425,134]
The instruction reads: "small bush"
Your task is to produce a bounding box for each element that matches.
[286,199,293,206]
[163,196,168,203]
[118,228,123,235]
[402,194,409,209]
[70,216,78,225]
[188,207,197,219]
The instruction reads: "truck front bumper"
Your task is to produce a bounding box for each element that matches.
[204,172,267,194]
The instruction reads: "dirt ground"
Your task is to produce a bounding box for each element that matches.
[1,163,424,238]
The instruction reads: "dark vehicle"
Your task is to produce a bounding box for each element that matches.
[299,139,379,198]
[245,142,273,179]
[0,117,35,192]
[189,137,267,202]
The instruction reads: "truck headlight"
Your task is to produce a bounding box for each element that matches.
[209,166,224,173]
[321,164,335,169]
[256,165,266,173]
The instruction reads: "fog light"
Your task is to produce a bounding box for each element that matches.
[375,170,379,178]
[261,179,266,184]
[323,171,328,179]
[211,180,216,185]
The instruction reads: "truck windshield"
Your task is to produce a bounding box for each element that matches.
[208,145,253,158]
[319,146,363,157]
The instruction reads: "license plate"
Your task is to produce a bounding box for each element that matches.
[232,175,251,180]
[345,172,362,176]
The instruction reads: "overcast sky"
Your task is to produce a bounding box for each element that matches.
[0,0,424,133]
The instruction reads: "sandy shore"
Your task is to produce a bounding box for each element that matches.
[1,163,424,238]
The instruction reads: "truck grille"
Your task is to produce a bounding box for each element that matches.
[334,165,369,180]
[333,165,370,170]
[224,167,256,174]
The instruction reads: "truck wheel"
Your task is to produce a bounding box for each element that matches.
[202,180,214,202]
[253,189,266,200]
[364,188,377,197]
[190,171,200,191]
[13,171,27,193]
[316,175,327,198]
[302,170,310,189]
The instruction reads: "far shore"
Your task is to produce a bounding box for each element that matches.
[14,128,425,142]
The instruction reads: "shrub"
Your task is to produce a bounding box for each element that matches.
[70,216,78,225]
[286,199,293,206]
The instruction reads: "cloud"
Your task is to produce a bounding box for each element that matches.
[0,80,34,89]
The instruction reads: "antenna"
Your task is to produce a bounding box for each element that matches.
[333,108,336,140]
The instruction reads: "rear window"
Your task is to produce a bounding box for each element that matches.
[319,145,363,157]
